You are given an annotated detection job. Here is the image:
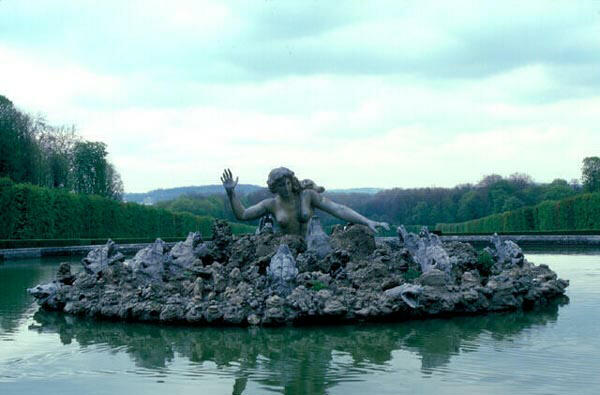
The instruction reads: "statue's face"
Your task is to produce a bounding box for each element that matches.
[274,177,293,199]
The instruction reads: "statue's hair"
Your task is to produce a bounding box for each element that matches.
[267,167,302,194]
[267,167,325,194]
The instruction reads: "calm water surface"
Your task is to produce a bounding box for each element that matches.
[1,248,599,395]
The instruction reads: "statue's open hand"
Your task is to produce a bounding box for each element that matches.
[221,168,238,194]
[367,220,390,233]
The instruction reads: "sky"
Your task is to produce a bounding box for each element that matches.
[1,0,599,193]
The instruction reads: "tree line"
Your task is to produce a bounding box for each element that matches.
[435,157,600,233]
[0,95,123,200]
[155,169,595,230]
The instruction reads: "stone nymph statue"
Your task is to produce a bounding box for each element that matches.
[221,167,389,236]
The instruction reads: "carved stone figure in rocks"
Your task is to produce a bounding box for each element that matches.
[221,168,389,236]
[267,244,299,296]
[398,225,452,274]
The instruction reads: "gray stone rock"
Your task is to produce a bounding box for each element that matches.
[212,219,233,249]
[56,262,74,285]
[247,313,261,326]
[305,216,332,260]
[330,224,376,258]
[418,269,448,287]
[27,282,59,307]
[384,283,423,309]
[323,299,347,316]
[460,271,481,288]
[166,232,202,274]
[491,233,525,267]
[126,239,168,281]
[419,244,452,274]
[81,239,124,274]
[398,225,419,252]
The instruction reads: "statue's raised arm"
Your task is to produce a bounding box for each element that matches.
[221,169,272,221]
[222,167,388,236]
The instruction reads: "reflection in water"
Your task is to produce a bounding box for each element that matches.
[0,257,82,335]
[29,298,568,394]
[0,263,55,333]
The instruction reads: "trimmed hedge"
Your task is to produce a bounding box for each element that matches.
[436,192,600,234]
[0,237,190,249]
[0,178,255,240]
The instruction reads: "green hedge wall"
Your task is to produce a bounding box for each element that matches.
[0,237,191,249]
[436,192,600,234]
[0,178,254,240]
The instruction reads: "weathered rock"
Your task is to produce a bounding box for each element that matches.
[27,220,570,327]
[323,298,347,316]
[56,262,74,285]
[460,271,481,288]
[398,225,419,251]
[491,233,525,268]
[212,219,233,249]
[418,269,448,287]
[229,235,257,268]
[444,241,478,272]
[81,239,124,274]
[384,284,423,309]
[305,216,332,260]
[247,313,261,326]
[126,239,168,282]
[330,224,376,258]
[27,282,60,309]
[167,232,202,274]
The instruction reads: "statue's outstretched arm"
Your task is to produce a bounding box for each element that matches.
[309,190,389,233]
[231,198,272,221]
[221,169,272,221]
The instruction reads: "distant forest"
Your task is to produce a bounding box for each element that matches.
[123,185,381,204]
[155,168,598,229]
[125,184,263,204]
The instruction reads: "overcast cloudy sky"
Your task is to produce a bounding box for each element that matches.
[1,1,599,192]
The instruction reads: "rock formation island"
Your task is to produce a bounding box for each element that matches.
[28,219,569,326]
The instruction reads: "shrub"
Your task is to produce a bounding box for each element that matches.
[477,250,494,275]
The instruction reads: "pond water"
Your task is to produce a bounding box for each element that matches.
[1,248,599,394]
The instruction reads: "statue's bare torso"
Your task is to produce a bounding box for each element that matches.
[221,168,389,236]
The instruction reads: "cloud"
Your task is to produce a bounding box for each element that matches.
[0,44,122,121]
[1,0,599,192]
[2,0,599,85]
